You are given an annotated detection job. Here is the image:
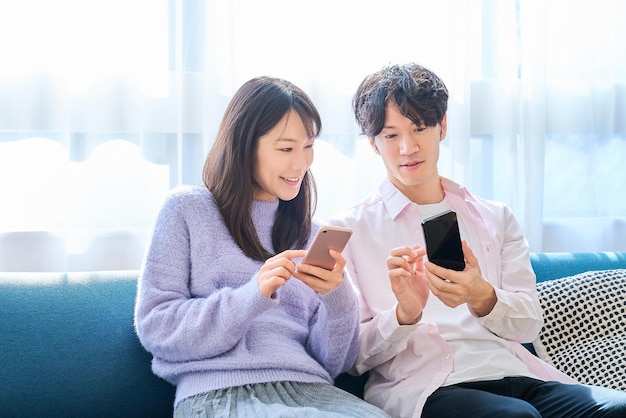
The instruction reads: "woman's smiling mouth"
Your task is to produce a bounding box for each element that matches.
[281,176,300,184]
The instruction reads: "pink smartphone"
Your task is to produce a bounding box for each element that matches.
[302,226,353,270]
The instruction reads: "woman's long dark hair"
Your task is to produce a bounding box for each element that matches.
[203,76,320,261]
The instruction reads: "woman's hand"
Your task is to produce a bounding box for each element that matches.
[295,249,346,294]
[258,250,305,298]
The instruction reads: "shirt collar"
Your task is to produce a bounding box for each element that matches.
[378,178,414,220]
[378,176,475,220]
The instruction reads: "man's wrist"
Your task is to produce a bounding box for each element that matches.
[396,305,422,325]
[469,283,497,317]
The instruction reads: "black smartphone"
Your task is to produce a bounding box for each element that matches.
[302,226,353,270]
[421,209,465,271]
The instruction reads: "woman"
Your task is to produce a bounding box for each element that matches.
[134,76,389,417]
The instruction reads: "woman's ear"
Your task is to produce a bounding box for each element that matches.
[369,137,380,154]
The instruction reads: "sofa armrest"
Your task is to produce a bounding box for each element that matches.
[0,271,174,417]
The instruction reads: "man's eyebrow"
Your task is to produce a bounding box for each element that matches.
[381,121,423,130]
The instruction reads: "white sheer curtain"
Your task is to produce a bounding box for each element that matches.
[1,0,625,272]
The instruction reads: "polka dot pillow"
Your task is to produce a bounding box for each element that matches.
[532,269,626,391]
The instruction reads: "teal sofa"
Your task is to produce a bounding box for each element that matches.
[2,252,626,417]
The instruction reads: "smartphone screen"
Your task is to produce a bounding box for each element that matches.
[421,209,465,271]
[302,226,353,270]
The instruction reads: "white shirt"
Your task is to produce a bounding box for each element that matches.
[329,177,576,418]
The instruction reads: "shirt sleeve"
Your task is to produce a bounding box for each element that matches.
[354,302,419,375]
[329,217,418,375]
[476,204,544,343]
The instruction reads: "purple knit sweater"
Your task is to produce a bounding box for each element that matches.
[134,186,360,406]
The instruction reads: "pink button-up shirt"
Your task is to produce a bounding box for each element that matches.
[329,177,575,418]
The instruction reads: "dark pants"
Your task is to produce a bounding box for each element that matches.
[421,376,626,418]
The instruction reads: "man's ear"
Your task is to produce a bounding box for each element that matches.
[368,137,380,154]
[440,114,448,141]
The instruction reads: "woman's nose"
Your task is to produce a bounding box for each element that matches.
[292,151,311,170]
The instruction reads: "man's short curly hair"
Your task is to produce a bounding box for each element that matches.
[352,63,449,138]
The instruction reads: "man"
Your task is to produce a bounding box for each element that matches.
[329,63,626,417]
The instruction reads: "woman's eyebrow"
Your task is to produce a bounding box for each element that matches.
[274,137,315,144]
[274,137,297,143]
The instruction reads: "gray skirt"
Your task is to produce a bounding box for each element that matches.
[173,381,390,417]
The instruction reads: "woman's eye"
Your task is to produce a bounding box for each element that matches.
[280,147,293,152]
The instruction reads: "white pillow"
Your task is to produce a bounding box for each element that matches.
[532,269,626,391]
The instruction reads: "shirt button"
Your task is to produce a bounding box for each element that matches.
[445,353,452,360]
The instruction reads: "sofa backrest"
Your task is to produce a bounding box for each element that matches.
[530,251,626,282]
[0,271,174,418]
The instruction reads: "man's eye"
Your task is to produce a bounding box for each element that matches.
[415,126,426,133]
[280,148,293,152]
[384,134,397,141]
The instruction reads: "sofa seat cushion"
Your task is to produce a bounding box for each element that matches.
[532,269,626,391]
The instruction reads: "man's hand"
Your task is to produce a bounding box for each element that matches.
[424,241,496,317]
[386,246,429,325]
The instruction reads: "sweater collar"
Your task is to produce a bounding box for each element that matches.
[251,199,279,227]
